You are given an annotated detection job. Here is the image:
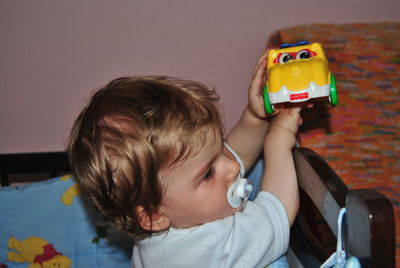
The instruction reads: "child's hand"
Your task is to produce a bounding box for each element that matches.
[265,107,302,150]
[271,107,302,136]
[247,50,270,119]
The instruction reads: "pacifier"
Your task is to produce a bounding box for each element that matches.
[227,175,253,208]
[223,143,253,208]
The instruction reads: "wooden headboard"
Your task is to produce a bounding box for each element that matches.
[0,152,70,186]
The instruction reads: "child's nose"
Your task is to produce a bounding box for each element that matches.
[224,157,240,183]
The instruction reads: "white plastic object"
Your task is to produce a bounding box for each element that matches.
[227,175,253,208]
[320,208,361,268]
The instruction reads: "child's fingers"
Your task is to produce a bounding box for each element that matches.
[249,52,268,92]
[306,102,314,109]
[249,52,269,114]
[272,107,302,134]
[248,50,270,119]
[248,63,268,116]
[252,49,270,77]
[288,107,301,115]
[251,59,267,88]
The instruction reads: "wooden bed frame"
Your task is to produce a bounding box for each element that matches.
[0,152,70,186]
[290,148,395,268]
[0,148,395,267]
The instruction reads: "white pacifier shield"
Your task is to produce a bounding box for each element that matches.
[227,176,253,208]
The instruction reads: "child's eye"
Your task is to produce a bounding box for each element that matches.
[203,168,214,181]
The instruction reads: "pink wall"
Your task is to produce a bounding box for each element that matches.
[1,0,399,153]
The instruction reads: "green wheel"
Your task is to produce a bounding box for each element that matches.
[263,84,275,114]
[329,74,338,107]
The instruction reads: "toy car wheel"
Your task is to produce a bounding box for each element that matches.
[263,84,275,114]
[329,74,338,107]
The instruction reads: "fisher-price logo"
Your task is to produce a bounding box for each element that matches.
[290,92,309,101]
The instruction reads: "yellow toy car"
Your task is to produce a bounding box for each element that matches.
[263,41,338,113]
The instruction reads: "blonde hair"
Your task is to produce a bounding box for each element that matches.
[67,76,223,239]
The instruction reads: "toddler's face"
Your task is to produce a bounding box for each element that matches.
[160,129,241,228]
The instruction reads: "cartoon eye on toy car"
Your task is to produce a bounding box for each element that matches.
[263,41,338,114]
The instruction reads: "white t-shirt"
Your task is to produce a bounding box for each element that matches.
[132,191,289,268]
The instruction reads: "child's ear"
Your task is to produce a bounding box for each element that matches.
[136,206,170,231]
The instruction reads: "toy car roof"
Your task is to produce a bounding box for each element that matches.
[280,41,309,49]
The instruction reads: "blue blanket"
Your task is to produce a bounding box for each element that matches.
[0,175,131,268]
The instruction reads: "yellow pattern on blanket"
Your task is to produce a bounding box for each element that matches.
[60,175,80,206]
[7,236,72,268]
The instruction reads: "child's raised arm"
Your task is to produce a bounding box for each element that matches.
[225,50,271,171]
[226,50,301,224]
[262,108,301,225]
